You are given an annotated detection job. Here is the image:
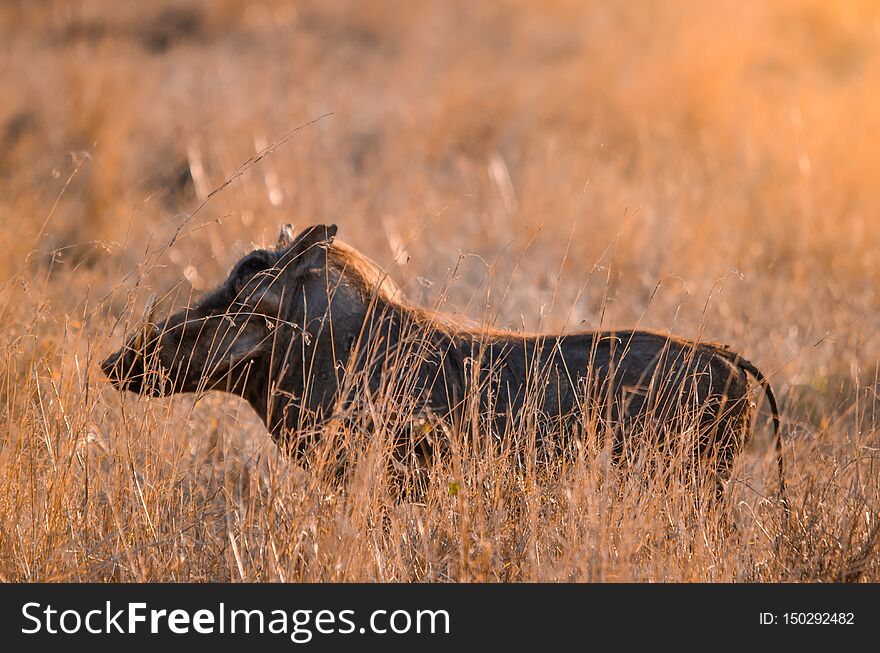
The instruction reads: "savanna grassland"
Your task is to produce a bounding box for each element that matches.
[1,0,879,582]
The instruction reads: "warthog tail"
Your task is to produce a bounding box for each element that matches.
[709,345,787,512]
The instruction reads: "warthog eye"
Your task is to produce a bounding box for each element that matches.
[236,251,273,277]
[239,256,269,277]
[232,250,275,296]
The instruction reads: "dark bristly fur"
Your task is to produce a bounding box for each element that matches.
[102,224,785,499]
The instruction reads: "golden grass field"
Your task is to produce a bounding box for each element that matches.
[1,0,879,581]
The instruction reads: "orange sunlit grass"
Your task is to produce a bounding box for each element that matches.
[0,0,878,581]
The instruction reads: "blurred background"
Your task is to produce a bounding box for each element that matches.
[1,0,879,580]
[4,1,879,357]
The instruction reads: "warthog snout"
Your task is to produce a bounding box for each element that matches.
[100,326,160,395]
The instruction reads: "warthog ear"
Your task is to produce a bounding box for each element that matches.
[277,223,337,272]
[294,223,337,251]
[277,223,295,249]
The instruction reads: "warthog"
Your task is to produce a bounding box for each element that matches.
[102,224,785,499]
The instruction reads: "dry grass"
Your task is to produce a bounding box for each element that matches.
[1,0,879,582]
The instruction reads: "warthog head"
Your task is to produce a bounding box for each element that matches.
[101,224,340,401]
